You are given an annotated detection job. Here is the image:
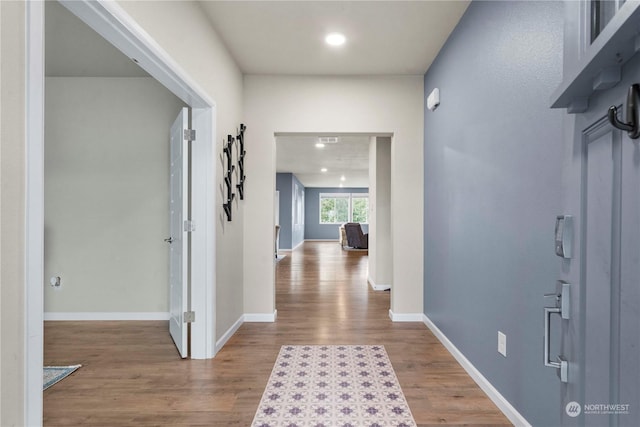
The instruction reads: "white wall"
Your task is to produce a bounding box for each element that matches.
[243,75,424,316]
[1,1,26,424]
[44,77,185,315]
[368,136,392,289]
[115,1,245,339]
[3,1,245,422]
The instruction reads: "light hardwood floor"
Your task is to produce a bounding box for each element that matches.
[44,241,512,426]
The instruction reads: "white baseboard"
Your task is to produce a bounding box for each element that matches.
[422,314,531,427]
[244,310,278,322]
[215,310,278,352]
[304,239,339,242]
[388,310,423,322]
[368,276,391,291]
[215,314,244,353]
[44,312,170,321]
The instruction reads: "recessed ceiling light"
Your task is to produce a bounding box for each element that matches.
[321,168,328,172]
[325,32,346,46]
[339,183,344,188]
[340,175,346,181]
[315,143,325,148]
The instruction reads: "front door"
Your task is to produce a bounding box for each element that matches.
[558,4,640,425]
[168,107,189,358]
[565,107,640,426]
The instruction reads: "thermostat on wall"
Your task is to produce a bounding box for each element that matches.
[427,88,440,111]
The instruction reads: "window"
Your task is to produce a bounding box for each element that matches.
[319,193,369,224]
[351,195,369,223]
[590,0,626,43]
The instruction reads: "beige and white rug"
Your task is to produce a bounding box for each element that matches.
[252,345,416,427]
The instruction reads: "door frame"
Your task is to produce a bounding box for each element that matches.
[25,1,217,424]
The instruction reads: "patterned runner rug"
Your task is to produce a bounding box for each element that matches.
[252,345,416,427]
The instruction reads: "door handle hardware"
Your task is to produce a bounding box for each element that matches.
[608,83,640,139]
[543,281,570,383]
[164,237,174,244]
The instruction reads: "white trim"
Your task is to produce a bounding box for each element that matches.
[215,315,244,353]
[388,310,423,322]
[56,0,216,360]
[304,239,339,242]
[44,312,171,321]
[277,240,304,252]
[422,314,532,427]
[368,277,391,291]
[26,2,219,419]
[59,0,214,108]
[244,310,278,322]
[189,107,216,359]
[25,2,45,425]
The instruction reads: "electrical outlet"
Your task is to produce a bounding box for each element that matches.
[498,331,507,357]
[49,276,61,289]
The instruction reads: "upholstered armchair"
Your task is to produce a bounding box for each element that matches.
[343,222,368,249]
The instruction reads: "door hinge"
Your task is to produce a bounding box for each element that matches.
[183,311,195,323]
[184,220,195,232]
[183,129,196,141]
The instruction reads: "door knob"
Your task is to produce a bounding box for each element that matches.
[164,237,174,244]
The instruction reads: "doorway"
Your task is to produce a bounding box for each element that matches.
[274,132,392,304]
[44,0,186,322]
[26,1,217,424]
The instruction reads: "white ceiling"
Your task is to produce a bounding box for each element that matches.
[46,1,470,187]
[199,1,470,75]
[276,135,371,188]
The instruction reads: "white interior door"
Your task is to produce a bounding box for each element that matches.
[169,107,189,358]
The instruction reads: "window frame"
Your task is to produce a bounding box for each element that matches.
[319,192,369,225]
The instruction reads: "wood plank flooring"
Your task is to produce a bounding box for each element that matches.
[44,241,511,426]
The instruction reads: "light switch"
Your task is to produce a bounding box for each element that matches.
[498,331,507,357]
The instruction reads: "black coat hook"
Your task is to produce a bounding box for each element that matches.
[608,83,640,139]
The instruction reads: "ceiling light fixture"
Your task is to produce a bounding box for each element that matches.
[315,143,325,148]
[340,175,346,181]
[321,168,328,172]
[325,32,346,47]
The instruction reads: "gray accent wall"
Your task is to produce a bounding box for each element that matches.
[305,187,369,240]
[276,173,305,249]
[276,173,293,249]
[423,2,564,425]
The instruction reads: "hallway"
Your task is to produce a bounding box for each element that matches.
[43,242,510,426]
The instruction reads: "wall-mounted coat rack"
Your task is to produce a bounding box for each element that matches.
[608,83,640,139]
[236,124,247,200]
[223,134,235,221]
